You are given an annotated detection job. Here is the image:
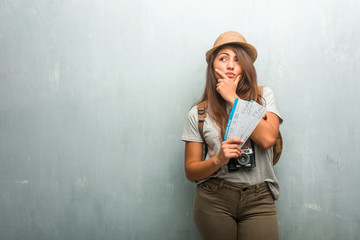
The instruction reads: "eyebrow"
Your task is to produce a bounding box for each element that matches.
[218,52,238,59]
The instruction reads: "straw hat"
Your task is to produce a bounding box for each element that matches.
[206,31,257,63]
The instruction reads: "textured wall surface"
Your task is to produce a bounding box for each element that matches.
[1,0,359,239]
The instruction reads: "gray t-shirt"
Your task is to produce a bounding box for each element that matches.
[181,87,283,200]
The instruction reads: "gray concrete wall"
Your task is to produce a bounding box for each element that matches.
[1,0,359,239]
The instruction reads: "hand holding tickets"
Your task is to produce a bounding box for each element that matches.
[224,98,266,147]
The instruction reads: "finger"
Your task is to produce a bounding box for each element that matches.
[223,150,238,158]
[234,74,241,85]
[225,138,243,144]
[217,78,231,83]
[237,148,242,156]
[227,149,241,156]
[225,144,241,150]
[236,150,242,157]
[231,148,242,157]
[215,69,230,80]
[226,148,242,158]
[229,153,240,159]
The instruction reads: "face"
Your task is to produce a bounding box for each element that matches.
[213,47,242,80]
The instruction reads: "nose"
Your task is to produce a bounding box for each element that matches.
[227,60,234,70]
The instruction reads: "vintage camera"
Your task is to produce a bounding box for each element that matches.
[227,140,256,171]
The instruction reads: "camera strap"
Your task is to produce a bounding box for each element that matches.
[242,139,255,150]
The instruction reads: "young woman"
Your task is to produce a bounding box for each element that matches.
[181,31,283,240]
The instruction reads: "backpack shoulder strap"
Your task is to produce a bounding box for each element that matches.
[197,101,208,141]
[272,132,283,165]
[197,101,208,160]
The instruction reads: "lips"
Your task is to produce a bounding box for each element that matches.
[225,73,235,78]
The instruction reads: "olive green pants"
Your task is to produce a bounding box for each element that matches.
[194,178,279,240]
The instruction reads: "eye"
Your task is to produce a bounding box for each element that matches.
[219,57,227,61]
[235,58,239,63]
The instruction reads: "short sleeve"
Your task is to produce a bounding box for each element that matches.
[263,87,283,124]
[181,106,204,142]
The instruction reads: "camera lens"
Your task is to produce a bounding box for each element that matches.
[237,154,250,165]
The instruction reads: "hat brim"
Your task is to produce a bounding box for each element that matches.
[206,41,258,63]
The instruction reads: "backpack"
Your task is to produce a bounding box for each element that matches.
[196,88,283,165]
